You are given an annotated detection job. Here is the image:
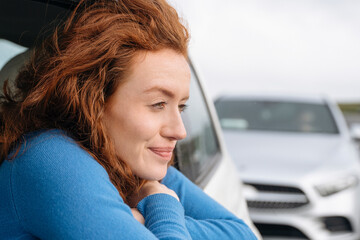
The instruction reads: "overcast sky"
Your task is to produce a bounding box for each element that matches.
[169,0,360,102]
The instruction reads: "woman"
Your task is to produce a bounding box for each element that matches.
[0,0,257,239]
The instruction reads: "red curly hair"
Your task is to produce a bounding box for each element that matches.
[0,0,189,203]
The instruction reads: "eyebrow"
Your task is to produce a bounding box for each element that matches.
[144,86,189,101]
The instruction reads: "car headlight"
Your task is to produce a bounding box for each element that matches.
[315,175,359,197]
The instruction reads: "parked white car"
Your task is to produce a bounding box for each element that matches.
[0,1,261,238]
[215,94,360,240]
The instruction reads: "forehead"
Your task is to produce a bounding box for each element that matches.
[122,49,191,95]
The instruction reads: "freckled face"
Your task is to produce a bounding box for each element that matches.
[103,49,190,180]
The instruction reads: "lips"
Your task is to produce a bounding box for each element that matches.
[148,147,174,160]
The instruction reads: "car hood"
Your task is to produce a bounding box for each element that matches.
[223,130,360,182]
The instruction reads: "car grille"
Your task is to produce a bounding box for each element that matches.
[255,223,310,239]
[244,182,309,209]
[321,216,353,233]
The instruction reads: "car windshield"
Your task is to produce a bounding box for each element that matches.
[215,99,339,134]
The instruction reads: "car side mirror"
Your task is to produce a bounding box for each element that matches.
[350,123,360,140]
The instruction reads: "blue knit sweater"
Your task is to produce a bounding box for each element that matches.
[0,130,256,239]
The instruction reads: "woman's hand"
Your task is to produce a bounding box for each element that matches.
[140,181,180,201]
[128,181,179,208]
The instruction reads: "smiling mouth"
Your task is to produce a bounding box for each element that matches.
[148,147,174,161]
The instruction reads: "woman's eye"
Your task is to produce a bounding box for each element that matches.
[152,102,167,109]
[179,104,188,113]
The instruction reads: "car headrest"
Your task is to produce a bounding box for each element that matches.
[0,49,30,94]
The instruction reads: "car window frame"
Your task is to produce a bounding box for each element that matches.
[175,60,223,189]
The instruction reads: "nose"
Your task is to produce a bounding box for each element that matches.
[161,110,187,141]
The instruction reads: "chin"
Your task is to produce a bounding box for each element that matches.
[138,166,168,181]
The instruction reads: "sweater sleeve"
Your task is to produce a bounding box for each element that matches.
[161,166,257,240]
[10,131,190,240]
[137,194,191,240]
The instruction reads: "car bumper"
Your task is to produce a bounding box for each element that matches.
[248,185,360,240]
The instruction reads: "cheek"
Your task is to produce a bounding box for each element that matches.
[106,107,160,145]
[127,111,161,142]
